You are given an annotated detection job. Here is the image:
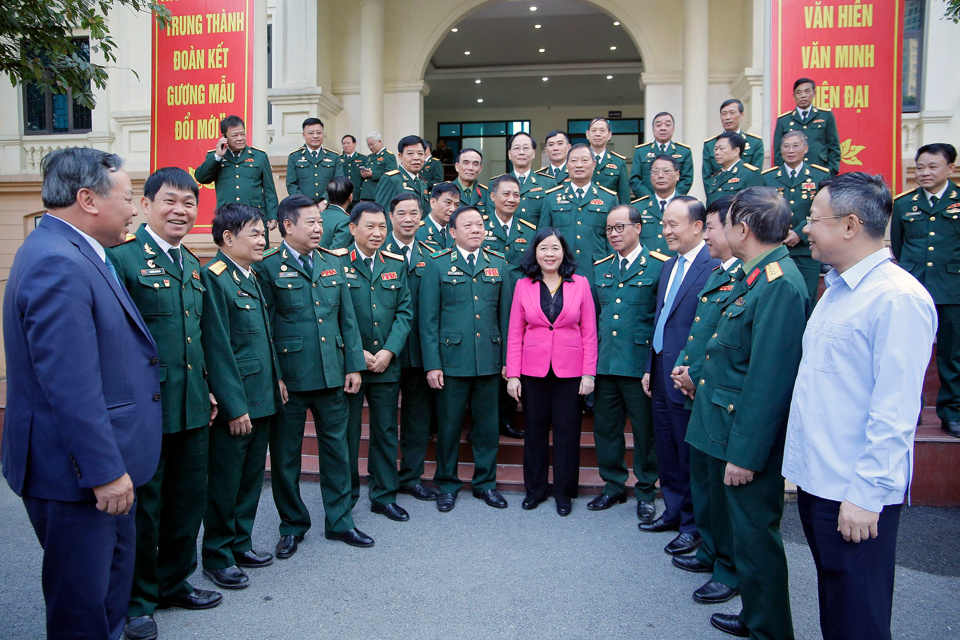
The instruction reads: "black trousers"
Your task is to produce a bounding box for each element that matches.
[521,371,582,503]
[798,489,902,640]
[650,354,696,533]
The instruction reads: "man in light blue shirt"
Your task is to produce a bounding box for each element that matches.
[783,172,937,640]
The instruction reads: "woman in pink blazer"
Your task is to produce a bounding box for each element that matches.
[506,228,598,516]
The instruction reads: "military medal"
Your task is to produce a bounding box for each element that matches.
[320,269,337,277]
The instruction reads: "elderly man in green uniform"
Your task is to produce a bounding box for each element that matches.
[586,118,630,204]
[631,112,693,199]
[338,202,413,519]
[321,176,355,250]
[112,168,220,640]
[705,132,763,207]
[589,205,668,522]
[417,182,460,250]
[506,131,556,227]
[286,118,343,203]
[685,187,808,639]
[199,204,283,591]
[631,154,683,256]
[339,134,366,210]
[376,135,431,216]
[194,115,279,238]
[703,99,765,179]
[359,131,397,201]
[773,78,841,176]
[420,206,511,513]
[892,142,960,437]
[670,195,741,608]
[453,148,490,215]
[762,131,831,303]
[538,129,571,183]
[255,194,372,556]
[385,193,442,501]
[422,140,445,192]
[539,144,617,283]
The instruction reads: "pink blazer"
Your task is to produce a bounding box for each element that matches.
[506,274,598,379]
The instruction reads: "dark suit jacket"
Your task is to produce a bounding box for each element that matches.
[2,215,162,501]
[648,244,719,404]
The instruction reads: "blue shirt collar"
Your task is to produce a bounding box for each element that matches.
[824,247,891,291]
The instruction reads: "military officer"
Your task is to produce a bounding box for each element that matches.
[507,131,556,227]
[703,99,765,179]
[194,115,279,237]
[111,168,220,640]
[685,187,808,639]
[376,135,431,216]
[453,148,490,215]
[420,205,511,512]
[359,131,397,201]
[773,78,841,176]
[254,194,373,555]
[285,118,343,203]
[630,112,694,199]
[588,204,667,523]
[705,132,763,206]
[422,140,445,192]
[762,131,831,303]
[416,182,460,250]
[631,154,683,255]
[892,143,960,437]
[339,134,367,209]
[321,176,355,250]
[538,129,571,183]
[539,144,617,283]
[386,193,442,502]
[199,204,283,590]
[588,118,631,204]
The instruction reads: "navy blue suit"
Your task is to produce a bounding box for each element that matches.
[2,214,161,640]
[648,244,718,532]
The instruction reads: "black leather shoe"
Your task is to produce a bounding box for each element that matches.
[398,484,439,501]
[500,422,525,439]
[474,489,508,508]
[521,495,542,510]
[694,580,739,604]
[202,566,249,590]
[710,613,749,637]
[556,501,572,517]
[124,615,158,640]
[638,515,680,533]
[636,500,656,523]
[325,528,375,548]
[157,588,222,610]
[587,493,626,511]
[436,493,457,512]
[371,502,410,521]
[672,554,711,573]
[235,549,273,568]
[943,421,960,438]
[665,532,703,555]
[275,534,304,559]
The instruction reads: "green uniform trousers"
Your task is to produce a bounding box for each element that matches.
[435,374,500,495]
[792,255,821,307]
[272,388,354,537]
[689,445,738,590]
[129,426,209,616]
[936,304,960,423]
[347,381,401,507]
[202,416,271,570]
[398,368,435,488]
[593,375,658,501]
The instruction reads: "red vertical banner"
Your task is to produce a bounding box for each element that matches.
[151,1,255,232]
[771,1,904,187]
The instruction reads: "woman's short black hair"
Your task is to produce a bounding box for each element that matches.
[519,227,577,279]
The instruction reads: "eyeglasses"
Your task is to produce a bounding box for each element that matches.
[510,146,533,153]
[649,169,676,176]
[604,223,639,235]
[805,214,864,224]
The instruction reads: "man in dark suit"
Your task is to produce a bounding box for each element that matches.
[641,196,719,559]
[2,147,162,640]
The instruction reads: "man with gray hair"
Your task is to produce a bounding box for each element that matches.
[359,131,397,201]
[784,173,936,640]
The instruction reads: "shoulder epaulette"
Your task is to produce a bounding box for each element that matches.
[122,233,137,243]
[385,149,395,154]
[610,151,626,160]
[598,185,617,196]
[745,132,762,139]
[490,173,506,180]
[894,189,916,200]
[482,247,504,258]
[674,142,691,149]
[779,110,793,118]
[384,169,400,176]
[478,183,488,190]
[382,250,404,261]
[320,247,348,257]
[418,240,437,251]
[536,168,552,175]
[482,215,489,220]
[208,260,227,275]
[635,142,650,149]
[818,106,832,112]
[207,147,219,153]
[810,164,830,173]
[631,196,650,205]
[419,219,425,226]
[248,145,266,153]
[519,218,537,230]
[762,166,779,174]
[430,248,453,258]
[594,254,615,266]
[649,250,670,262]
[704,134,720,143]
[291,146,306,154]
[743,163,759,172]
[262,247,280,258]
[765,261,784,282]
[545,185,564,194]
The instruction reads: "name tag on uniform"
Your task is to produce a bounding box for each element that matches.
[530,186,542,192]
[279,271,299,278]
[321,269,338,277]
[381,272,398,281]
[237,290,254,298]
[345,273,358,279]
[141,268,165,276]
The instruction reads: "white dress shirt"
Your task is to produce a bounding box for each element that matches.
[47,214,107,263]
[662,240,705,293]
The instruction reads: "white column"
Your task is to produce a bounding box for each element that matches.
[359,0,385,138]
[253,0,269,150]
[683,0,709,198]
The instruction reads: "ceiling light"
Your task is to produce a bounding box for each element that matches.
[464,51,471,55]
[614,21,620,26]
[606,75,613,80]
[610,46,617,50]
[530,6,537,11]
[542,77,549,81]
[534,24,542,29]
[538,48,545,53]
[475,79,482,84]
[451,27,458,33]
[477,98,484,103]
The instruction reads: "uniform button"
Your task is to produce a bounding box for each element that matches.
[613,314,619,319]
[374,340,379,346]
[187,364,193,370]
[371,286,375,290]
[475,314,480,319]
[790,200,795,204]
[705,355,710,361]
[476,332,481,337]
[712,333,717,338]
[699,379,704,386]
[618,283,623,288]
[658,234,662,238]
[928,262,934,267]
[153,283,160,289]
[612,330,618,336]
[473,278,477,283]
[288,284,293,288]
[930,231,936,236]
[701,296,707,302]
[576,235,581,239]
[236,185,240,189]
[187,337,192,344]
[576,250,580,253]
[245,304,250,309]
[474,295,479,300]
[728,404,734,411]
[316,301,320,306]
[688,335,694,341]
[615,298,621,303]
[150,357,159,365]
[153,393,161,401]
[236,197,240,201]
[577,221,582,225]
[313,283,317,287]
[321,336,326,342]
[318,318,323,323]
[930,216,936,221]
[695,316,701,322]
[373,304,377,309]
[283,348,288,353]
[684,355,689,361]
[548,326,553,331]
[185,310,190,317]
[929,246,934,251]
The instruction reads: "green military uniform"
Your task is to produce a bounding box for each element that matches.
[704,160,763,207]
[702,132,765,181]
[592,247,668,503]
[340,151,368,198]
[773,107,841,175]
[454,178,489,216]
[319,203,352,250]
[538,164,567,184]
[199,251,282,570]
[674,260,741,591]
[359,148,398,201]
[419,247,510,495]
[629,141,694,199]
[416,217,450,250]
[892,183,960,424]
[109,226,210,616]
[376,167,431,218]
[591,149,631,204]
[539,182,616,283]
[629,195,673,256]
[763,162,832,302]
[422,155,445,192]
[512,171,556,227]
[285,146,343,202]
[253,243,365,538]
[194,147,279,224]
[686,245,809,640]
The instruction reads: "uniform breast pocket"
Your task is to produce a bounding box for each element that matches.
[549,207,574,229]
[481,275,501,300]
[941,213,960,237]
[319,278,341,306]
[629,278,656,303]
[189,278,205,316]
[716,304,747,349]
[441,275,468,302]
[274,277,305,309]
[587,207,608,229]
[901,216,925,239]
[596,280,615,305]
[137,275,174,316]
[232,297,261,334]
[378,278,401,307]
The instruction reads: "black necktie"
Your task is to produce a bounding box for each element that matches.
[930,196,939,209]
[502,223,510,238]
[660,144,666,154]
[467,253,475,270]
[301,253,313,271]
[553,167,560,178]
[620,257,629,273]
[576,188,584,201]
[595,154,602,164]
[312,150,319,161]
[518,174,526,185]
[167,247,182,278]
[401,245,410,265]
[659,199,667,212]
[364,257,373,272]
